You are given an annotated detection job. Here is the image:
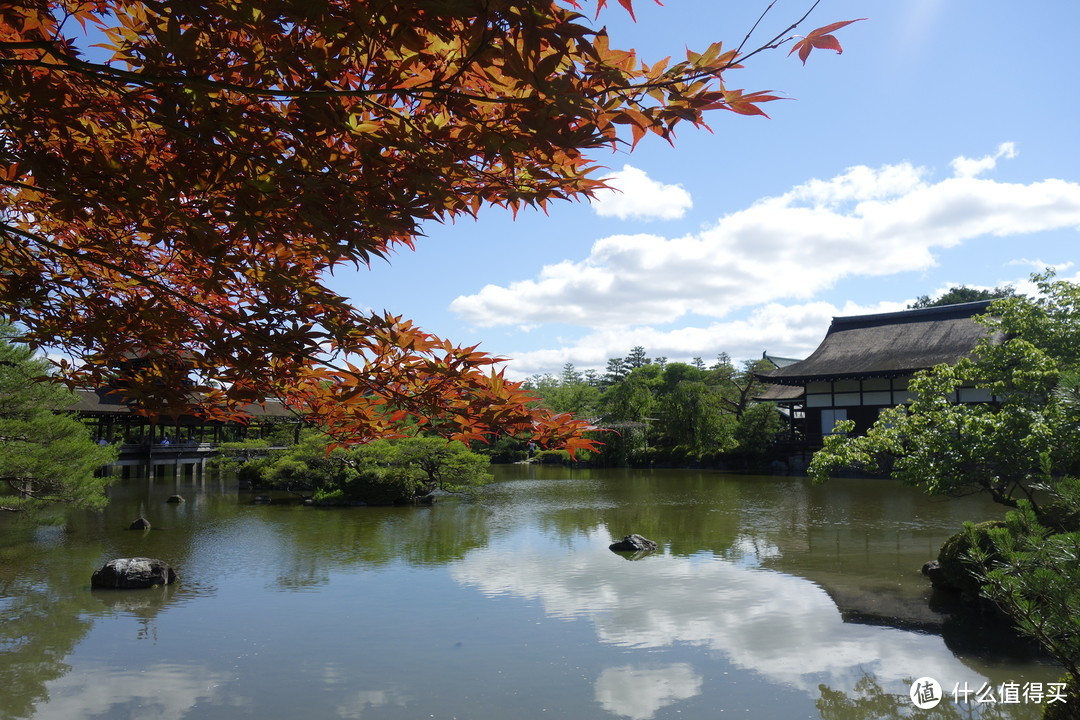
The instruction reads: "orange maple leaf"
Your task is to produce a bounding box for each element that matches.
[789,19,866,65]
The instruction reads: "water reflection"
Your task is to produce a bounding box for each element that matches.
[335,687,411,719]
[29,664,233,720]
[0,469,1061,720]
[817,672,1023,720]
[594,664,703,720]
[452,527,990,696]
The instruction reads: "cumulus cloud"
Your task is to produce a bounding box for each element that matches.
[498,299,906,378]
[451,146,1080,332]
[590,165,693,221]
[950,142,1018,179]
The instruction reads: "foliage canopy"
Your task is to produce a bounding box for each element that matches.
[908,284,1015,310]
[525,353,782,466]
[0,1,856,450]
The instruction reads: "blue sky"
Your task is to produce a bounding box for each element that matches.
[329,0,1080,379]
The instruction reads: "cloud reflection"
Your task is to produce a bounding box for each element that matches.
[452,528,983,695]
[34,663,234,720]
[594,664,703,720]
[336,687,410,719]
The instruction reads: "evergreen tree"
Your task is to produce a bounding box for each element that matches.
[605,357,629,385]
[560,362,582,385]
[908,284,1016,309]
[0,325,117,516]
[625,346,650,369]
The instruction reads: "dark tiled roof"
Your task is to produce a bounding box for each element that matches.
[71,388,295,419]
[761,301,1000,385]
[754,383,805,402]
[762,353,803,369]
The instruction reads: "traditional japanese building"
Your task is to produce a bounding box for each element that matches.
[758,300,1001,444]
[71,388,301,478]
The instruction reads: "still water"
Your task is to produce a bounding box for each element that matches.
[0,466,1062,720]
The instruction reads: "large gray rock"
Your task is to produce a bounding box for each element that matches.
[91,558,177,589]
[608,534,658,553]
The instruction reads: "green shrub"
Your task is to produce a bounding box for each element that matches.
[534,449,570,465]
[965,499,1080,697]
[311,467,423,506]
[1042,674,1080,720]
[236,456,274,487]
[1038,501,1080,533]
[232,435,491,505]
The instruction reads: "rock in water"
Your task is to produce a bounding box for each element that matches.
[166,494,185,504]
[921,560,949,589]
[91,558,177,589]
[608,534,658,552]
[128,517,151,530]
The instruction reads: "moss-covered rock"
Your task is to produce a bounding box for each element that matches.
[936,520,1007,600]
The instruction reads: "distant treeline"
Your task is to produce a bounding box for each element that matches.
[485,347,785,468]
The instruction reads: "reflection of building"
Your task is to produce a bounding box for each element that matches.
[758,301,1000,446]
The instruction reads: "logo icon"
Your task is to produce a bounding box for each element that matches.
[910,677,943,709]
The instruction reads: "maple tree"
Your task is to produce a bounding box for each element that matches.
[0,0,859,452]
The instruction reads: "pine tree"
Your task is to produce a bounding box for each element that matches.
[0,325,117,517]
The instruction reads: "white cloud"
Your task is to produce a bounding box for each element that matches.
[1007,257,1075,273]
[590,165,693,221]
[950,141,1018,179]
[498,299,906,378]
[452,147,1080,332]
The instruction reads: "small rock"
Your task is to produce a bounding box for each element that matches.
[91,558,177,589]
[609,534,658,553]
[128,517,151,530]
[166,494,185,504]
[921,560,949,589]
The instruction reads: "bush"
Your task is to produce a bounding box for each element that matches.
[534,449,571,465]
[236,456,275,488]
[964,496,1080,702]
[1042,675,1080,720]
[478,436,529,463]
[1038,501,1080,533]
[311,466,425,506]
[233,435,491,505]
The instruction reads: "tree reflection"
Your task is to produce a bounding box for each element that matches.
[817,673,1034,720]
[0,578,90,720]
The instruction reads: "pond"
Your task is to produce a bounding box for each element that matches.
[0,466,1063,720]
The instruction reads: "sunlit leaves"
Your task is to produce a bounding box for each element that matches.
[0,1,855,449]
[811,273,1080,508]
[789,19,865,65]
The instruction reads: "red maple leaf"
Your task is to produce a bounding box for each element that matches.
[789,19,866,65]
